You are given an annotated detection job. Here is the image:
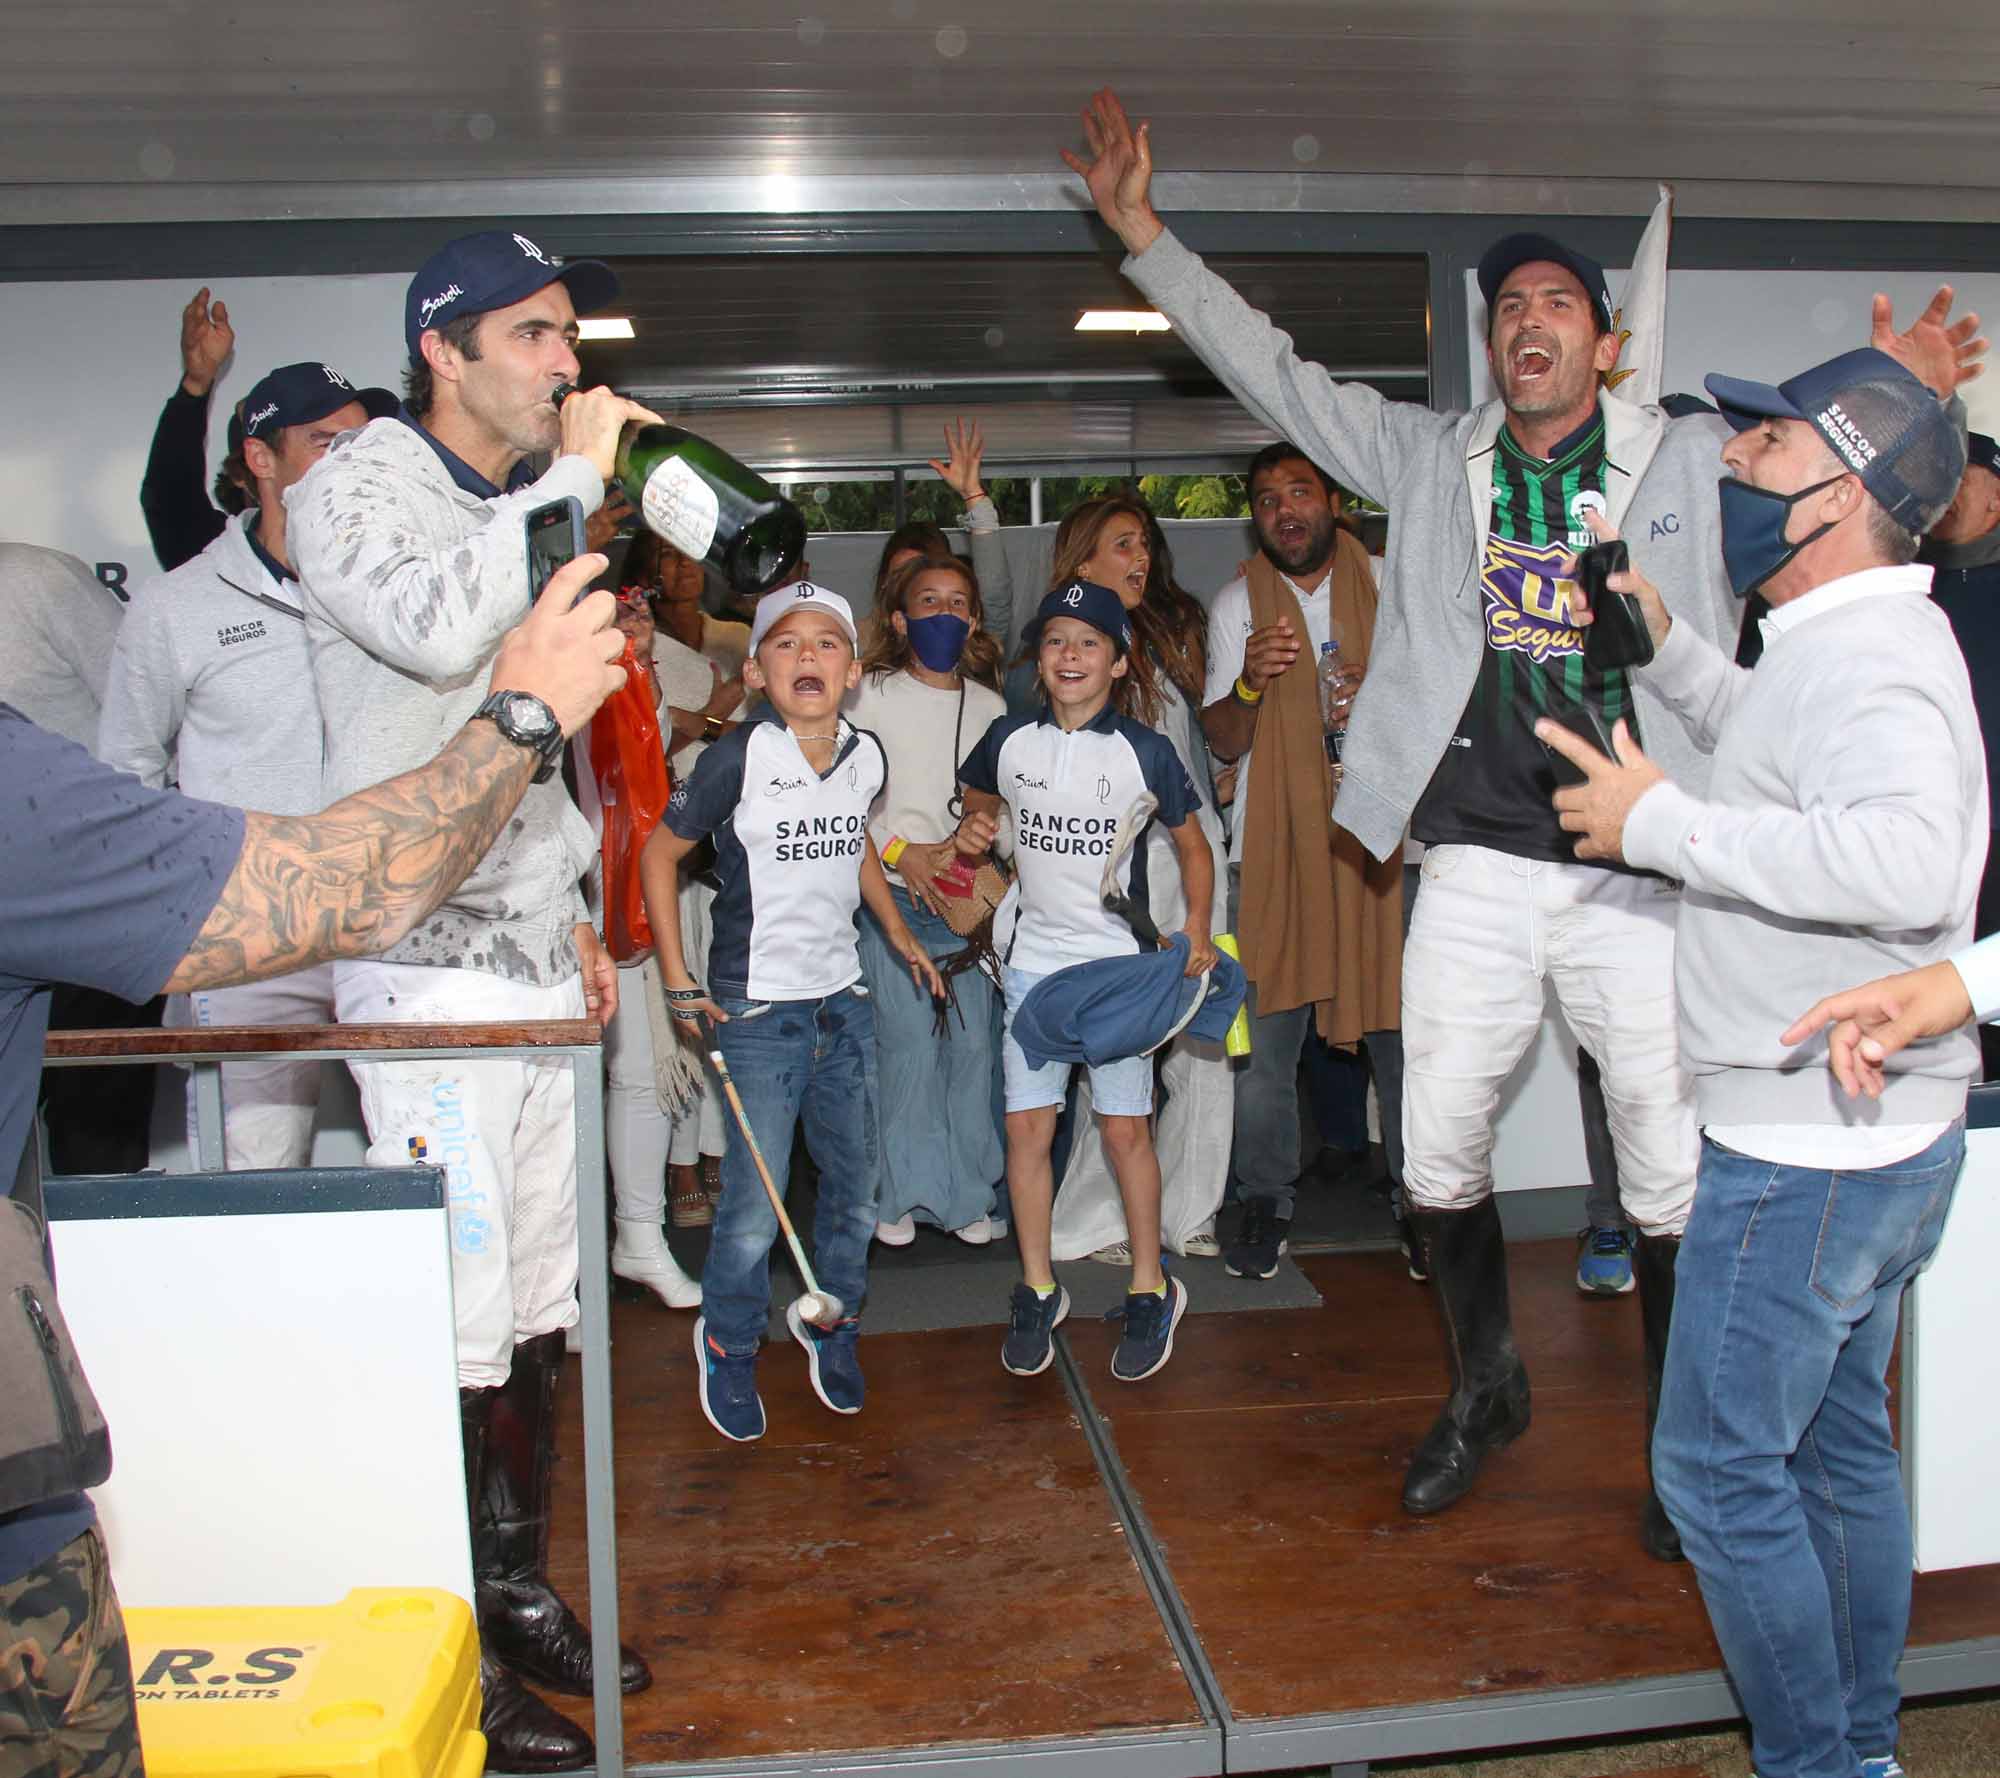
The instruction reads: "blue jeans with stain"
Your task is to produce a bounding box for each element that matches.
[1654,1122,1965,1778]
[701,984,881,1354]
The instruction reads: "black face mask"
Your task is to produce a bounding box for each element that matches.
[1716,472,1849,598]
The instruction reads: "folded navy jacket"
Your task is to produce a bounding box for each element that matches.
[1012,934,1247,1070]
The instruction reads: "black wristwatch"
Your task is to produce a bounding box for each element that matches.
[471,690,564,783]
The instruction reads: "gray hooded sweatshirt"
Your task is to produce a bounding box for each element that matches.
[1124,228,1742,862]
[287,417,602,986]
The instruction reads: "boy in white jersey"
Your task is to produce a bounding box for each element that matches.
[956,580,1217,1382]
[641,585,943,1442]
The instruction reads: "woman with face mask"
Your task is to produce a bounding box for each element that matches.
[848,556,1012,1247]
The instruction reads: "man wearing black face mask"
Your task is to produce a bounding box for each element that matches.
[1539,347,1980,1778]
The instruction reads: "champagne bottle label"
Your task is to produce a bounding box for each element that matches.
[640,456,720,560]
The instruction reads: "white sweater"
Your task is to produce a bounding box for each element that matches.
[287,416,602,986]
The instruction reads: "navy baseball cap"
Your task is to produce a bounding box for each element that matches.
[1705,347,1969,535]
[403,229,619,362]
[1012,935,1247,1070]
[1477,232,1615,332]
[240,361,398,444]
[1023,579,1133,656]
[1969,431,1999,479]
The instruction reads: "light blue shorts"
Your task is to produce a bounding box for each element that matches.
[1000,965,1155,1118]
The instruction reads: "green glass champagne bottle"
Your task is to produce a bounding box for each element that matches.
[552,386,806,596]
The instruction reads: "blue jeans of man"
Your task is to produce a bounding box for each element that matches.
[1654,1123,1965,1778]
[702,985,882,1354]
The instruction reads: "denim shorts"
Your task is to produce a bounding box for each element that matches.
[1000,965,1154,1117]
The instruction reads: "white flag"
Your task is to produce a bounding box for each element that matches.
[1606,182,1674,407]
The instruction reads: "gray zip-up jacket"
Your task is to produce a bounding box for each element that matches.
[287,417,602,985]
[1124,228,1741,862]
[97,514,326,814]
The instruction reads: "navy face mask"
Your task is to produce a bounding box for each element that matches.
[1716,472,1848,598]
[905,611,972,673]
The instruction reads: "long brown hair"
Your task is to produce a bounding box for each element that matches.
[1046,496,1207,727]
[860,555,1003,691]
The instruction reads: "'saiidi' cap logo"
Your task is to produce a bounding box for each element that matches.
[245,401,279,429]
[417,283,463,328]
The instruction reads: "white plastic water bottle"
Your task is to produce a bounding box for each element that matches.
[1317,638,1347,764]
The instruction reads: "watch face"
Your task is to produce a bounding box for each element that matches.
[502,693,558,740]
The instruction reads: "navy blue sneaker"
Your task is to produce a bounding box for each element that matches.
[787,1302,864,1414]
[1109,1274,1188,1382]
[1575,1225,1636,1296]
[1001,1282,1069,1376]
[1860,1758,1906,1778]
[694,1315,765,1442]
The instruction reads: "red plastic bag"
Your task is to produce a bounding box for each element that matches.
[588,639,671,962]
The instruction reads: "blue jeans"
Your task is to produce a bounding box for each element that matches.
[1655,1123,1965,1778]
[702,984,882,1354]
[857,888,1003,1229]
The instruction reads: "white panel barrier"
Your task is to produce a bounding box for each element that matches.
[1905,1090,2000,1573]
[49,1173,471,1608]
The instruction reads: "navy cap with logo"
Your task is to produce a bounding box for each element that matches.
[1969,430,1999,480]
[404,230,618,363]
[239,362,399,444]
[1477,232,1615,333]
[1024,579,1133,656]
[1705,346,1970,536]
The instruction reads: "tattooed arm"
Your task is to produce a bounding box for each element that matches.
[164,555,626,994]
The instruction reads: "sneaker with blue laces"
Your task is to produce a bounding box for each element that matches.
[694,1315,765,1442]
[1860,1757,1906,1778]
[1110,1274,1189,1382]
[1000,1282,1069,1376]
[1575,1225,1636,1296]
[787,1302,864,1414]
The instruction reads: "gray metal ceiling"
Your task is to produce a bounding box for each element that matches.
[3,1,1997,226]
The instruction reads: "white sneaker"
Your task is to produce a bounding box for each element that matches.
[952,1217,995,1245]
[610,1218,702,1310]
[875,1214,917,1246]
[1089,1240,1134,1265]
[1179,1225,1221,1258]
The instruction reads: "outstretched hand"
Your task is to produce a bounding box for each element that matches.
[1780,959,1976,1100]
[1871,286,1987,397]
[1060,88,1164,256]
[1537,718,1666,864]
[928,417,987,505]
[180,286,235,396]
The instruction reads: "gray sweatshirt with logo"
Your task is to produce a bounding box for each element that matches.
[1124,228,1741,861]
[287,417,603,985]
[97,514,326,814]
[1624,571,1985,1125]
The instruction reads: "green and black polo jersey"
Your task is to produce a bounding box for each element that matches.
[1410,412,1640,867]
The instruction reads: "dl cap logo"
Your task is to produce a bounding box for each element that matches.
[321,365,352,388]
[1061,584,1085,608]
[513,232,551,265]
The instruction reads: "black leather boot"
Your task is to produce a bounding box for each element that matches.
[1401,1199,1532,1515]
[1633,1232,1686,1563]
[479,1332,653,1697]
[461,1388,593,1772]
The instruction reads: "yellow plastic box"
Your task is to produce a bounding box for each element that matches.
[124,1588,483,1778]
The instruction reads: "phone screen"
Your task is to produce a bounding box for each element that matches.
[525,497,586,600]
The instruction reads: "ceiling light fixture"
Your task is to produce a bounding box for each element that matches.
[577,317,635,341]
[1074,310,1172,333]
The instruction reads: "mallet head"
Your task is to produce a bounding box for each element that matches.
[796,1290,844,1329]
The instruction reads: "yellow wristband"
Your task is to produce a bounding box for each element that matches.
[1233,675,1264,706]
[882,837,908,869]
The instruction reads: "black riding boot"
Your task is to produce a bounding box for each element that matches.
[479,1331,653,1697]
[1633,1232,1686,1563]
[461,1388,593,1772]
[1401,1199,1533,1515]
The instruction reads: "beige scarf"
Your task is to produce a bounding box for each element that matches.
[1238,530,1404,1045]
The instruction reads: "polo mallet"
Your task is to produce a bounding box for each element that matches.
[705,1047,844,1328]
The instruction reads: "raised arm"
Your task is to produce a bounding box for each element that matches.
[930,418,1017,644]
[165,556,624,992]
[1062,88,1450,506]
[142,288,236,571]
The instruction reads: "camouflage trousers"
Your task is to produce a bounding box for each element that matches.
[0,1530,142,1778]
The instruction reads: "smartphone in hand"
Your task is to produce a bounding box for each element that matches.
[525,496,588,601]
[1575,539,1655,672]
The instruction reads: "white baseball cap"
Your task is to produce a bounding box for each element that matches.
[748,581,859,653]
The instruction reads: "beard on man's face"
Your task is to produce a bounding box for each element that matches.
[1257,507,1338,575]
